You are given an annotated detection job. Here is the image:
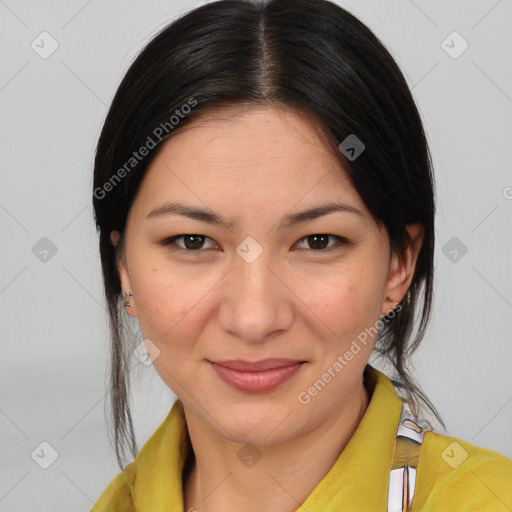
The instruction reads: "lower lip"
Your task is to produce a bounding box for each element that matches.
[209,362,304,392]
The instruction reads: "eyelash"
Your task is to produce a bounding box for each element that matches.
[161,234,349,255]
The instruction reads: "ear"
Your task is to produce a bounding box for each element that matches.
[110,230,137,317]
[381,223,424,316]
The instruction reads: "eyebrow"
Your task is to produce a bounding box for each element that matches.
[146,201,363,229]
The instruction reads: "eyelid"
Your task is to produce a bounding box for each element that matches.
[162,234,349,253]
[162,234,219,252]
[293,234,348,252]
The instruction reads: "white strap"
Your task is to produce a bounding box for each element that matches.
[387,403,429,512]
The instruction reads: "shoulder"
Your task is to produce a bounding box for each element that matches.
[90,462,137,512]
[413,430,512,511]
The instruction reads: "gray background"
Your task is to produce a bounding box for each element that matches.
[1,0,511,510]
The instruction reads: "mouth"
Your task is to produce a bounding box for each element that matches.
[208,359,306,393]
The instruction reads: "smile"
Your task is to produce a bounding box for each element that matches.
[208,359,306,392]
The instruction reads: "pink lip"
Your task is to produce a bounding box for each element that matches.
[209,359,305,392]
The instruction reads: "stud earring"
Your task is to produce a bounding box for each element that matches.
[381,291,411,318]
[122,291,134,308]
[386,291,411,307]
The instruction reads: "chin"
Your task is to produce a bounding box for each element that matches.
[221,423,294,447]
[211,399,302,445]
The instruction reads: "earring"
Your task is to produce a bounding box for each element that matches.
[380,296,396,318]
[386,291,411,307]
[123,291,133,308]
[381,291,411,318]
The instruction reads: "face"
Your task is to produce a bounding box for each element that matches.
[112,106,422,445]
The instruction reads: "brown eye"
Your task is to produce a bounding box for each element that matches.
[182,235,206,250]
[293,234,348,252]
[163,234,217,252]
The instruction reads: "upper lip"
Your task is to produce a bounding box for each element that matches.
[210,359,305,372]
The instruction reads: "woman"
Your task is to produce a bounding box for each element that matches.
[91,0,512,510]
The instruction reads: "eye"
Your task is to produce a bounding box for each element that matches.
[162,234,219,253]
[161,233,349,255]
[292,234,348,252]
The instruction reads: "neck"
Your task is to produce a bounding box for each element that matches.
[183,376,370,512]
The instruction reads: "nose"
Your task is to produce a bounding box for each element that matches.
[217,248,294,343]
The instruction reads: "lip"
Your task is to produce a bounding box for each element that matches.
[211,358,304,371]
[208,359,305,392]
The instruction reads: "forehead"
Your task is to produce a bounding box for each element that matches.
[132,106,368,218]
[162,106,336,170]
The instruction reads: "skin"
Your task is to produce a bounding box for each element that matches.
[110,105,423,512]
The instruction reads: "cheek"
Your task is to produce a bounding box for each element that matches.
[131,263,216,345]
[293,264,380,334]
[133,281,207,388]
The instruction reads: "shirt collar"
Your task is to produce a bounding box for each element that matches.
[299,364,402,510]
[130,364,402,511]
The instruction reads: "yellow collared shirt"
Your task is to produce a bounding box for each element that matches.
[92,365,512,511]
